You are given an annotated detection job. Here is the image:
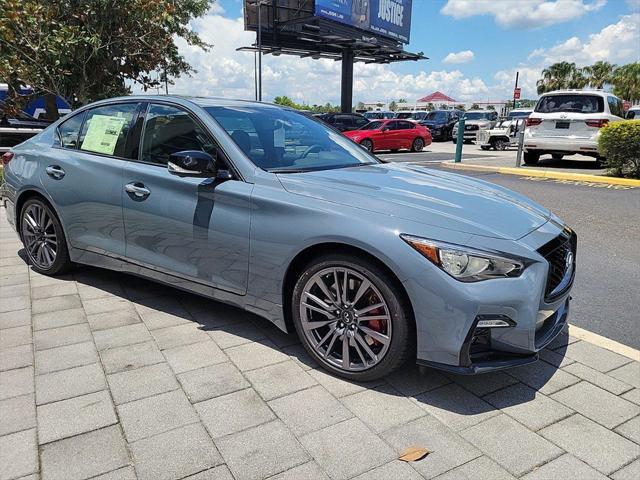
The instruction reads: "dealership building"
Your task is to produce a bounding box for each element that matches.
[363,91,510,115]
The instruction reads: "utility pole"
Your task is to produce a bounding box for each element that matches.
[512,71,519,110]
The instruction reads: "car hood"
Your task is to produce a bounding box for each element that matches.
[461,120,491,127]
[419,120,446,128]
[278,163,550,240]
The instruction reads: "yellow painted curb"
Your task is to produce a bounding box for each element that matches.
[568,325,640,362]
[443,162,640,187]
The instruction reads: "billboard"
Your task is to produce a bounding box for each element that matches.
[315,0,412,43]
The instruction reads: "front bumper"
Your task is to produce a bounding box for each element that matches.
[405,221,576,374]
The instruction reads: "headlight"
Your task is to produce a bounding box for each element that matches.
[401,234,524,282]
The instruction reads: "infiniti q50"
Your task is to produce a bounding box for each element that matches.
[0,96,576,380]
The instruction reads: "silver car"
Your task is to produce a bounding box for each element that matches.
[0,96,576,380]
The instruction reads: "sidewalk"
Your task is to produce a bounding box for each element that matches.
[1,208,639,480]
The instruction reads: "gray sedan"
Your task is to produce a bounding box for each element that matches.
[0,96,576,380]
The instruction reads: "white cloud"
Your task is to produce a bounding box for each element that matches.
[441,0,607,29]
[443,50,475,64]
[627,0,640,11]
[142,8,493,105]
[528,14,640,65]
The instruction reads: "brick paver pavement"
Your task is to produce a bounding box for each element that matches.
[1,207,639,480]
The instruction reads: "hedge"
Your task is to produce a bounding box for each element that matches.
[598,120,640,178]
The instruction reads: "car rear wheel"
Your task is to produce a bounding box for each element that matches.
[551,154,564,160]
[523,151,540,165]
[412,138,425,152]
[360,139,374,152]
[291,254,413,381]
[20,198,72,276]
[492,138,507,151]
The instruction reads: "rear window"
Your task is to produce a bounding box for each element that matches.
[535,95,604,114]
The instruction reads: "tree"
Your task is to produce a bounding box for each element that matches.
[397,98,407,104]
[274,96,298,108]
[487,105,495,111]
[439,103,448,109]
[388,100,398,112]
[356,101,365,111]
[470,103,480,110]
[455,104,465,111]
[536,62,585,94]
[426,102,435,111]
[0,0,211,118]
[583,61,616,89]
[611,63,640,101]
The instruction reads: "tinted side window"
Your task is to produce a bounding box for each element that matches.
[607,97,624,118]
[78,103,139,157]
[353,116,369,128]
[56,111,86,149]
[141,104,215,165]
[398,121,415,129]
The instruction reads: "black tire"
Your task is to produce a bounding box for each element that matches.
[20,198,73,276]
[480,146,490,151]
[452,139,457,144]
[360,139,374,152]
[551,153,564,160]
[595,157,605,168]
[492,138,507,151]
[523,151,540,165]
[411,137,425,152]
[291,253,414,381]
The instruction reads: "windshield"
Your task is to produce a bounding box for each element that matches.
[364,112,382,119]
[360,121,384,130]
[535,95,604,113]
[464,112,490,120]
[425,111,448,121]
[206,106,379,172]
[395,112,413,119]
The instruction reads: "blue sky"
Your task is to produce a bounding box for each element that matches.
[166,0,640,104]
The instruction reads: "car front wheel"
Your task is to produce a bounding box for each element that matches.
[360,139,374,152]
[20,198,72,275]
[291,254,413,381]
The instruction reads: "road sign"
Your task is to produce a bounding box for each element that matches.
[623,100,631,112]
[514,87,521,100]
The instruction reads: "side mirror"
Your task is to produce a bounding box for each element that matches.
[167,150,217,178]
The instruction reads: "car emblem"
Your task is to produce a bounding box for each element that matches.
[559,113,568,119]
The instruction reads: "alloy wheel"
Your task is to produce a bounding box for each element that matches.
[21,203,58,269]
[413,138,424,151]
[299,267,392,372]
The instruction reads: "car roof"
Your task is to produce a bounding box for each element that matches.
[539,90,612,97]
[85,95,290,111]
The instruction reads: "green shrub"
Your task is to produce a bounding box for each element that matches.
[598,120,640,178]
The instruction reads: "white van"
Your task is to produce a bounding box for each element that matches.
[523,90,625,165]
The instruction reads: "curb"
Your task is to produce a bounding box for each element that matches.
[442,162,640,187]
[568,325,640,362]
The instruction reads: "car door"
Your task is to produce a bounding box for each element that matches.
[121,102,252,295]
[42,101,142,257]
[395,121,416,149]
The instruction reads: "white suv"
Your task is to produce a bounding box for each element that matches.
[523,90,625,165]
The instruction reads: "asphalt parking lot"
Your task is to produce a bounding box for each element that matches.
[1,205,640,480]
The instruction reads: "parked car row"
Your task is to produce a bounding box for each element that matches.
[343,119,432,153]
[0,100,51,153]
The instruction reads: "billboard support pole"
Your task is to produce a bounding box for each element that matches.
[341,48,354,113]
[257,1,263,102]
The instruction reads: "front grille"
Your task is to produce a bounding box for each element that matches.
[465,124,479,131]
[538,229,577,302]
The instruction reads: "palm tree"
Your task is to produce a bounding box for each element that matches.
[536,62,583,94]
[611,63,640,101]
[583,61,617,89]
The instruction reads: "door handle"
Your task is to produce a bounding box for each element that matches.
[45,165,65,179]
[124,182,151,198]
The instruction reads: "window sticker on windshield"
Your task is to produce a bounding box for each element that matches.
[274,126,285,148]
[81,115,127,155]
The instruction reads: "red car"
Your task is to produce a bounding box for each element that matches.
[343,119,432,153]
